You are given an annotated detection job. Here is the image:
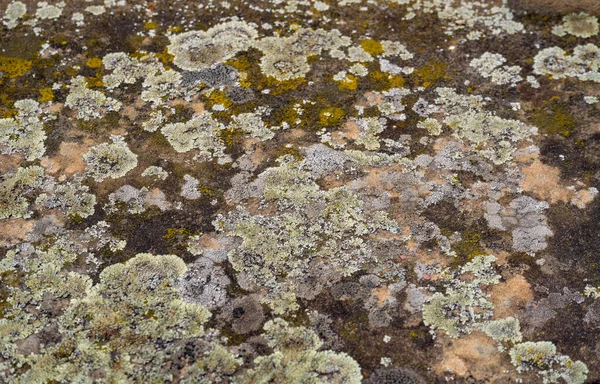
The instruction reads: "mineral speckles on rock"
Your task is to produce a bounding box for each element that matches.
[0,0,599,382]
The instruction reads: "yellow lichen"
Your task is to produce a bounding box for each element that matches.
[369,71,404,91]
[0,56,32,78]
[144,20,158,30]
[155,48,174,65]
[415,60,448,87]
[38,88,54,103]
[264,76,306,95]
[206,90,233,110]
[85,74,104,88]
[360,39,384,56]
[86,58,103,68]
[319,107,346,127]
[338,74,359,91]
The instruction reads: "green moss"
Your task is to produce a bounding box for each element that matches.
[319,107,346,127]
[264,76,307,95]
[268,100,303,127]
[414,60,448,87]
[507,252,536,267]
[271,145,304,161]
[531,97,576,137]
[218,127,245,149]
[368,71,404,91]
[449,229,486,267]
[144,20,158,30]
[340,321,360,342]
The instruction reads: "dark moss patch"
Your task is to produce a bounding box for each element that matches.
[540,133,600,185]
[545,200,600,289]
[530,97,577,137]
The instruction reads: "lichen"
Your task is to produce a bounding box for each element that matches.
[552,12,599,38]
[533,44,600,82]
[235,318,362,384]
[161,112,226,158]
[215,156,398,313]
[65,76,122,121]
[509,342,588,384]
[0,99,47,161]
[0,56,32,78]
[36,178,97,218]
[0,249,230,383]
[2,1,26,29]
[141,165,168,180]
[477,317,522,350]
[0,166,45,220]
[168,21,258,71]
[0,1,598,382]
[422,255,500,338]
[434,87,536,164]
[83,136,138,182]
[470,52,522,86]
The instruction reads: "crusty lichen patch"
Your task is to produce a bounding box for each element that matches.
[0,0,599,382]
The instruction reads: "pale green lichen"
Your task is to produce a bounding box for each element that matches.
[141,110,166,132]
[141,165,169,180]
[35,178,97,218]
[3,1,26,29]
[83,136,138,182]
[0,99,47,161]
[141,69,182,105]
[434,87,536,164]
[354,117,386,150]
[85,5,106,15]
[366,88,411,120]
[0,166,45,220]
[417,117,442,136]
[552,12,599,38]
[35,1,64,20]
[509,342,588,384]
[230,112,276,141]
[169,21,258,71]
[102,52,158,89]
[533,44,600,82]
[84,220,127,251]
[422,255,500,338]
[235,318,362,384]
[161,112,226,158]
[254,27,351,81]
[477,317,522,351]
[469,52,522,86]
[65,76,122,120]
[0,249,225,383]
[584,285,600,299]
[215,156,398,313]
